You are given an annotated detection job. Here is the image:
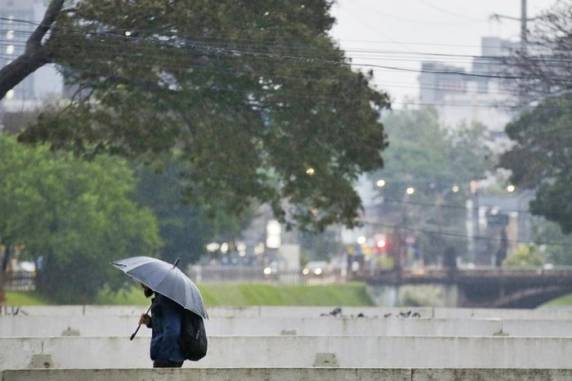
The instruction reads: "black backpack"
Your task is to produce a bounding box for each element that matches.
[180,310,208,361]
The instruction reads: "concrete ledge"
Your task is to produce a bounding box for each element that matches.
[2,368,572,381]
[4,306,572,320]
[4,315,572,338]
[1,336,572,369]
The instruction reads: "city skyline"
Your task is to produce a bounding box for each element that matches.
[331,0,556,105]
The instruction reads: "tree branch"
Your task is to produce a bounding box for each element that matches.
[28,0,65,51]
[0,0,65,100]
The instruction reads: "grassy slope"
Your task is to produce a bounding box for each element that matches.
[199,283,373,307]
[6,283,374,307]
[5,291,48,306]
[543,293,572,307]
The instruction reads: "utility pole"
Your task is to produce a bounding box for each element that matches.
[521,0,528,53]
[491,0,535,53]
[490,0,534,105]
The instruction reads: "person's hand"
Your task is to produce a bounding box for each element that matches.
[139,313,152,328]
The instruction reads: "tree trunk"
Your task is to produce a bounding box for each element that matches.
[0,244,12,305]
[0,0,65,100]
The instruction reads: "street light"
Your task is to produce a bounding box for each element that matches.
[306,167,315,176]
[406,187,415,196]
[506,184,516,193]
[452,185,460,193]
[376,179,386,188]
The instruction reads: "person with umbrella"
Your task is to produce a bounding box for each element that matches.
[139,283,186,368]
[113,256,208,368]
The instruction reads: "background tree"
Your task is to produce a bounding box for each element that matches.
[503,245,545,268]
[531,218,572,266]
[500,1,572,236]
[0,135,160,303]
[500,96,572,233]
[370,107,492,264]
[299,229,342,262]
[3,0,389,231]
[134,160,253,267]
[505,0,572,101]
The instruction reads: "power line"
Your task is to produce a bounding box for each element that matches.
[377,196,534,215]
[416,0,487,23]
[363,220,572,248]
[2,30,569,84]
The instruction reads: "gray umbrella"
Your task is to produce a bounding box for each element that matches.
[113,256,208,319]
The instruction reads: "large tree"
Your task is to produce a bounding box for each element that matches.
[0,135,160,303]
[3,0,389,231]
[500,96,572,233]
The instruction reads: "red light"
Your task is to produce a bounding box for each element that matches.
[376,239,386,249]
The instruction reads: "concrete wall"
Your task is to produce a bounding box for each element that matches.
[1,336,571,369]
[4,306,572,320]
[3,315,572,338]
[3,368,572,381]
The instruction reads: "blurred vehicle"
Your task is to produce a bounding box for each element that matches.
[302,261,329,277]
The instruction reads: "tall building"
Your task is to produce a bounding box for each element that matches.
[0,0,62,113]
[419,62,467,105]
[418,37,519,151]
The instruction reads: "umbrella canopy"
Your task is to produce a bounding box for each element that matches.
[113,256,207,319]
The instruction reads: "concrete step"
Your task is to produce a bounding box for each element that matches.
[1,336,571,369]
[3,315,572,338]
[2,368,572,381]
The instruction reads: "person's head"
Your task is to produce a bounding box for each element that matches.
[141,284,153,298]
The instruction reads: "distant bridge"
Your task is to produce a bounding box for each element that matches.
[359,268,572,308]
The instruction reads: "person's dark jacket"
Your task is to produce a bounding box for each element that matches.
[149,294,186,363]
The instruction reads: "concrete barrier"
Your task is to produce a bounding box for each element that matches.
[3,315,572,338]
[1,336,571,369]
[4,305,572,320]
[3,368,572,381]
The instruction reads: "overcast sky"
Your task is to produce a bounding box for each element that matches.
[330,0,557,105]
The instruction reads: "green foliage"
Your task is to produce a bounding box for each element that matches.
[532,218,572,266]
[378,107,491,197]
[20,0,390,231]
[0,135,161,303]
[134,161,253,266]
[503,245,545,268]
[371,107,492,263]
[500,96,572,233]
[5,291,50,306]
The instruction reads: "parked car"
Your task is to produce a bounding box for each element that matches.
[302,261,329,277]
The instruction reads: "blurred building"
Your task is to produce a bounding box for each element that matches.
[0,0,62,117]
[418,37,534,266]
[418,37,519,153]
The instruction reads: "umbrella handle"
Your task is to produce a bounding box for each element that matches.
[129,324,142,341]
[130,305,152,341]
